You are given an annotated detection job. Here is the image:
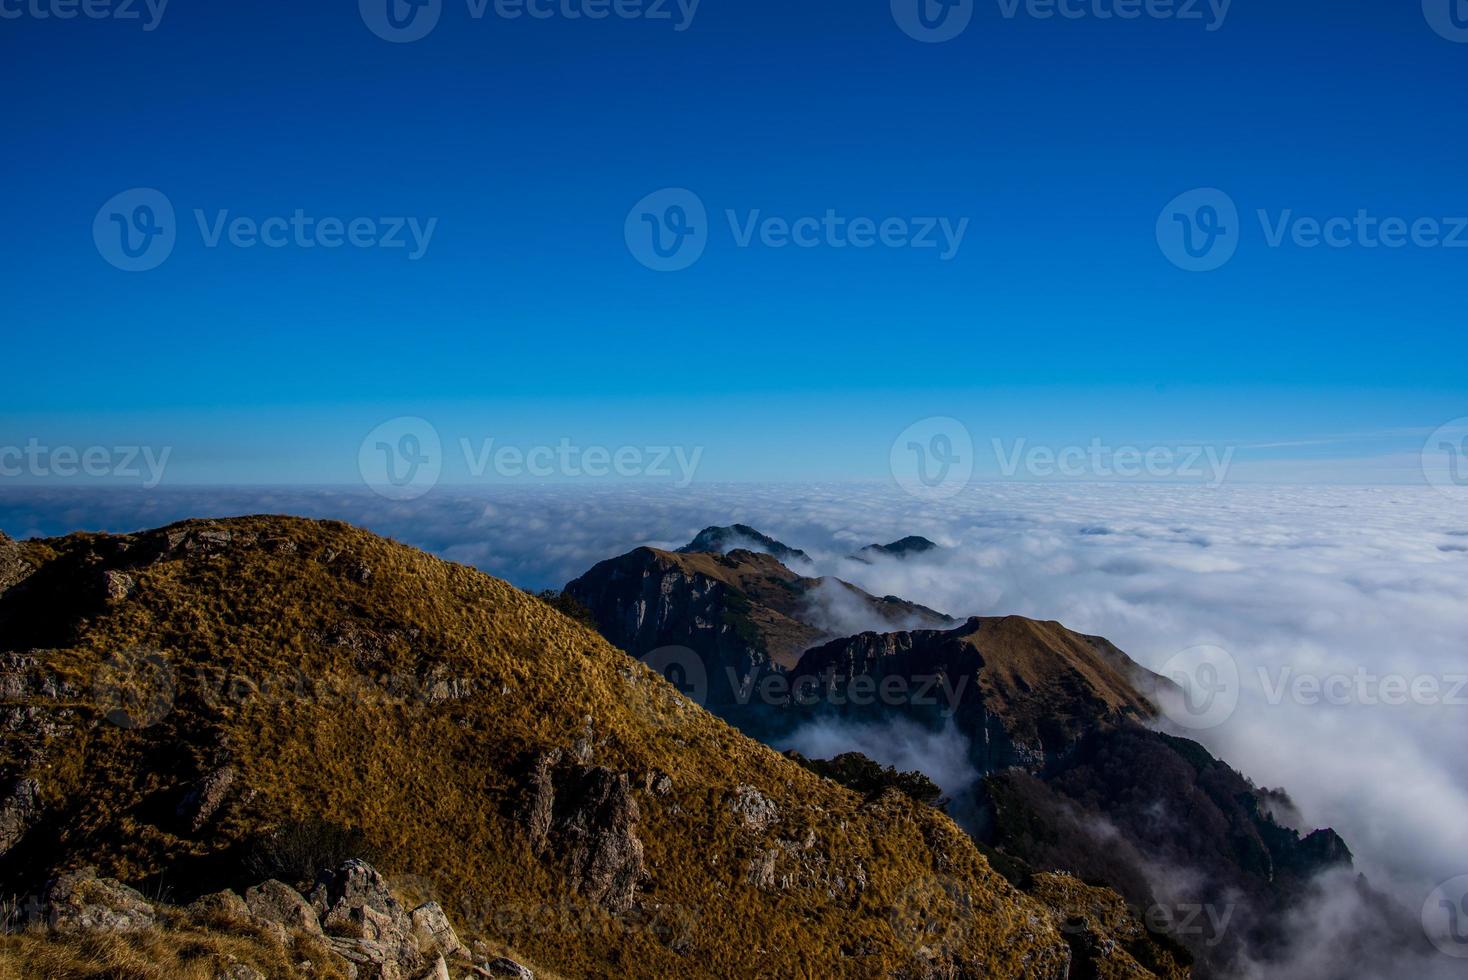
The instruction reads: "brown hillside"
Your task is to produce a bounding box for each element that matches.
[0,517,1184,978]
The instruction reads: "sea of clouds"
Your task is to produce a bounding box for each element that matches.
[2,482,1464,975]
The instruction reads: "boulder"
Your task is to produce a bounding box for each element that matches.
[0,777,40,857]
[410,901,469,959]
[44,868,155,933]
[476,957,534,979]
[246,879,322,935]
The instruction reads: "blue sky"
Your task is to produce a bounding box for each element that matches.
[3,0,1466,485]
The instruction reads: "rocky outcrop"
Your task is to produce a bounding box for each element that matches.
[43,868,156,933]
[177,766,239,832]
[246,879,324,935]
[0,533,30,594]
[520,750,646,914]
[679,524,812,564]
[0,777,40,857]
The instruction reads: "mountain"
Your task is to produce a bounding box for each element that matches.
[562,541,1422,978]
[562,546,954,702]
[677,524,810,564]
[786,616,1164,770]
[0,517,1190,979]
[852,536,941,562]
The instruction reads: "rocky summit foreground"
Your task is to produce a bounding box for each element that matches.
[0,517,1197,979]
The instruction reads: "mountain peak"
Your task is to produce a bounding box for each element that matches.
[852,535,941,562]
[678,524,811,564]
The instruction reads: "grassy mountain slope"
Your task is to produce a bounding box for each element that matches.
[0,517,1181,978]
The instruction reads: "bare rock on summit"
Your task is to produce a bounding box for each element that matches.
[245,878,323,935]
[0,533,30,594]
[0,777,40,858]
[43,868,156,934]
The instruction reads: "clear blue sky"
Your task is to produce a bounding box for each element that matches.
[3,0,1465,484]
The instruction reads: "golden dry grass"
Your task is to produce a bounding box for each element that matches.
[0,516,1166,979]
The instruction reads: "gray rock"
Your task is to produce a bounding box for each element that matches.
[101,570,135,603]
[44,867,156,933]
[409,901,469,959]
[520,750,647,913]
[730,785,779,832]
[0,533,31,593]
[177,766,237,832]
[0,777,40,857]
[477,957,534,979]
[246,879,322,935]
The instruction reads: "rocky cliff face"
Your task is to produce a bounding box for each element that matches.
[562,530,1420,979]
[0,517,1168,979]
[563,545,953,705]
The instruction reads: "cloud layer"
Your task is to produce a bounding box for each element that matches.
[3,482,1465,961]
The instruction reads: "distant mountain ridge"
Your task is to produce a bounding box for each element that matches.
[561,524,1425,978]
